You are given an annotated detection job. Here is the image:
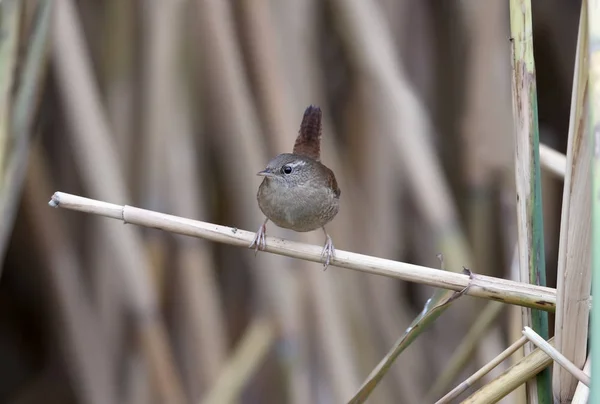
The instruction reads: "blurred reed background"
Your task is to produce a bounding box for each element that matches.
[0,0,587,403]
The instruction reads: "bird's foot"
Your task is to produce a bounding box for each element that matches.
[321,234,335,270]
[249,222,267,255]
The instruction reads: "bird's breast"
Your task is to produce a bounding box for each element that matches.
[257,180,339,232]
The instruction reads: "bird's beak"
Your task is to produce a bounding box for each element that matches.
[257,169,274,177]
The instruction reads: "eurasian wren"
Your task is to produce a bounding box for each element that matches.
[249,105,340,269]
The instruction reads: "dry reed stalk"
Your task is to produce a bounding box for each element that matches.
[48,191,559,311]
[0,0,21,175]
[328,0,486,399]
[477,330,514,404]
[508,247,527,404]
[509,0,550,401]
[571,357,591,403]
[276,3,373,400]
[458,1,512,394]
[122,354,152,404]
[348,283,470,403]
[352,2,426,399]
[458,5,519,395]
[460,0,513,193]
[328,0,471,279]
[586,0,600,400]
[463,338,554,404]
[25,145,115,404]
[239,2,348,402]
[140,0,172,308]
[239,0,295,143]
[552,3,592,401]
[272,0,374,348]
[272,4,394,401]
[479,236,523,403]
[243,1,376,401]
[163,74,228,402]
[192,0,264,207]
[103,0,136,168]
[200,317,275,404]
[323,90,402,404]
[355,87,424,403]
[94,0,136,396]
[330,4,484,397]
[0,0,51,272]
[460,0,513,276]
[52,1,185,402]
[192,0,342,401]
[435,335,528,404]
[522,327,590,387]
[539,144,567,179]
[143,1,228,399]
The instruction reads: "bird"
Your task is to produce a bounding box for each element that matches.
[249,105,340,269]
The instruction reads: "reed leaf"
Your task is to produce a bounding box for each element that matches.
[552,3,592,401]
[587,0,600,402]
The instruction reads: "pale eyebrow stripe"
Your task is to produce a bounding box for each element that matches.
[287,160,307,168]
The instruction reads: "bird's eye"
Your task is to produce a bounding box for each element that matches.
[281,165,293,175]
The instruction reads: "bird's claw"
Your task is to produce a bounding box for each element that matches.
[249,223,267,255]
[321,234,335,270]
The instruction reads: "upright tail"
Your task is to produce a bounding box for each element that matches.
[293,105,322,161]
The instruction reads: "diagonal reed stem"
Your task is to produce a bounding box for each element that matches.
[463,337,555,403]
[436,335,528,404]
[47,191,560,312]
[523,327,591,387]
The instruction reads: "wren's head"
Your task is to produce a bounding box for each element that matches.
[256,153,318,187]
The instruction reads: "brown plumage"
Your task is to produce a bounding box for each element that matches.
[249,105,340,269]
[292,105,322,161]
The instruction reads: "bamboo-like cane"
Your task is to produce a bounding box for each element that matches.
[523,327,590,387]
[47,191,560,312]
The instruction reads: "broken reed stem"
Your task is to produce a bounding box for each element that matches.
[463,337,554,403]
[572,357,591,403]
[539,143,567,179]
[435,335,528,404]
[48,191,558,311]
[522,326,591,387]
